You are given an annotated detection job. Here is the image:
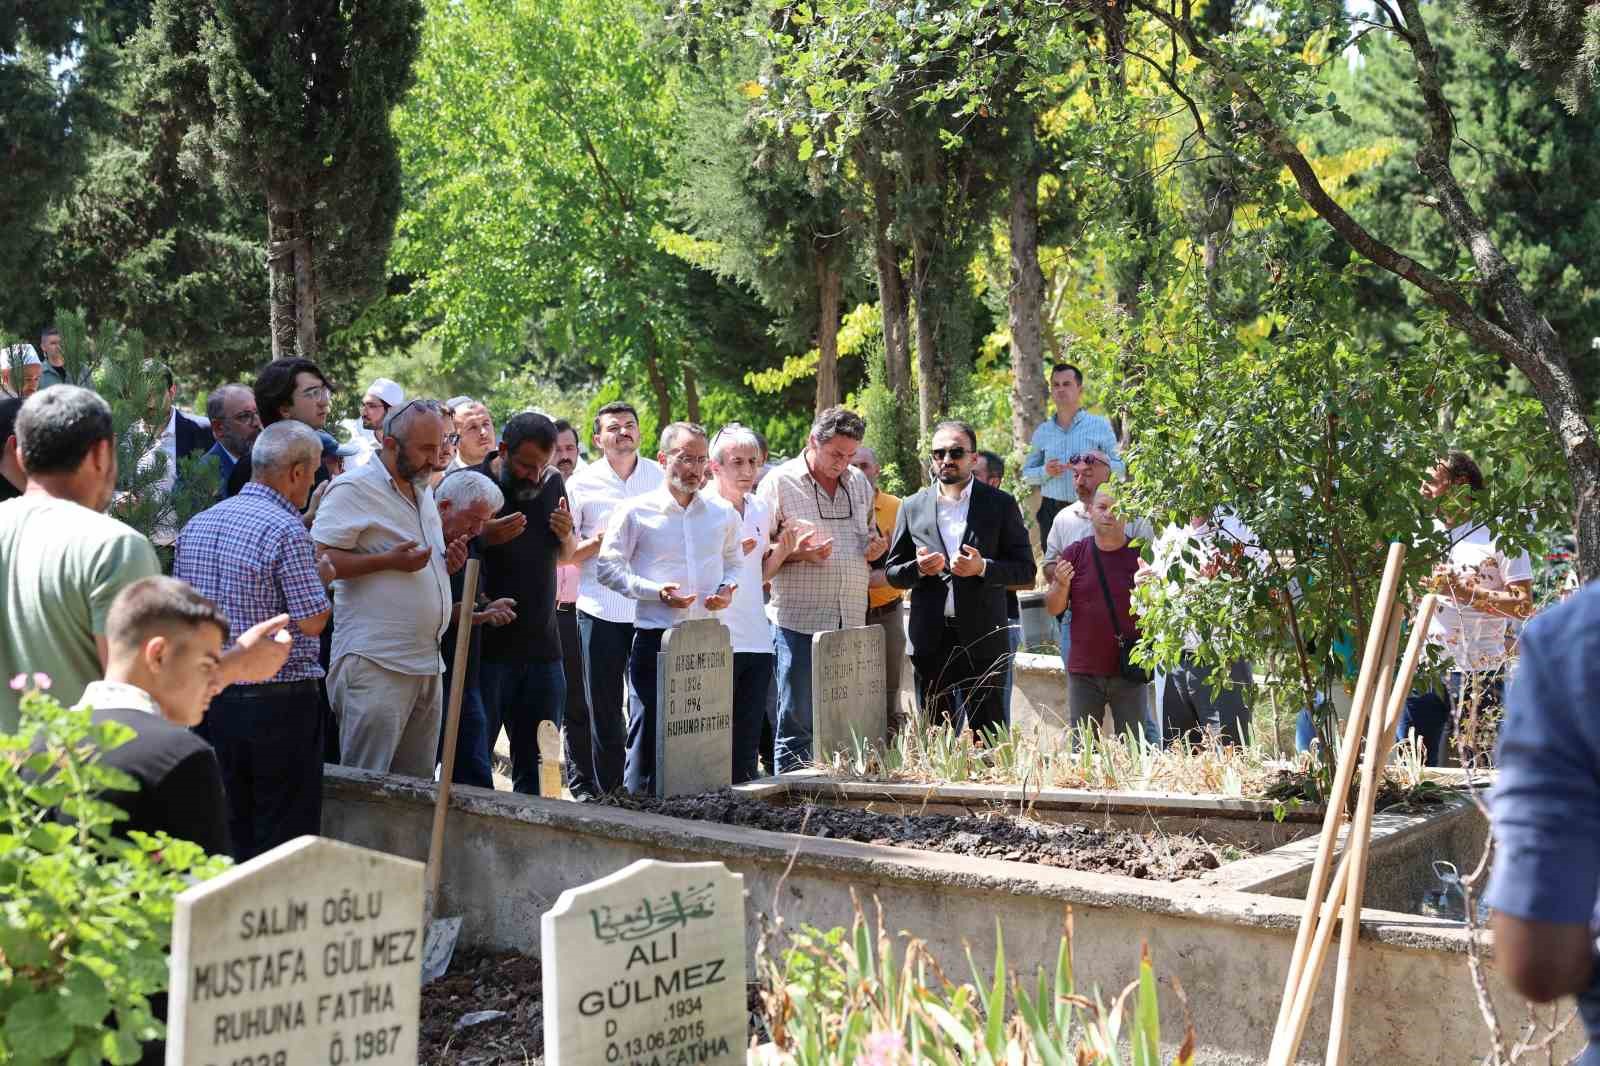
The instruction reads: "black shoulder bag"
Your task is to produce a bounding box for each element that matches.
[1089,543,1149,685]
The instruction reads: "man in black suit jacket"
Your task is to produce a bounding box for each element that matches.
[886,420,1036,735]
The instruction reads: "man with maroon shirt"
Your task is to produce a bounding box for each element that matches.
[1044,485,1150,738]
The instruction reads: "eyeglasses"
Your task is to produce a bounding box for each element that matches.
[297,385,331,401]
[1066,453,1106,466]
[229,410,261,425]
[930,447,969,461]
[668,452,710,468]
[444,433,461,446]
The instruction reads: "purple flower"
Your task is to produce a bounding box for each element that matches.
[8,674,25,692]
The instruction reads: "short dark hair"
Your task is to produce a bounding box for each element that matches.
[810,406,866,446]
[0,396,20,446]
[591,401,638,437]
[1442,450,1484,493]
[40,326,60,344]
[978,449,1005,480]
[253,358,328,426]
[15,386,114,475]
[553,418,578,444]
[1049,363,1083,386]
[932,419,978,451]
[106,576,230,655]
[143,359,175,392]
[503,411,558,454]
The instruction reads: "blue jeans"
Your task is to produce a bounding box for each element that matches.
[624,628,666,795]
[578,611,634,795]
[436,675,494,790]
[481,658,565,795]
[773,626,815,772]
[733,652,775,783]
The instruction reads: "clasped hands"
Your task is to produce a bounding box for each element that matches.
[916,544,985,578]
[658,583,736,610]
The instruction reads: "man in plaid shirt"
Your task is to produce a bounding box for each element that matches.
[174,421,333,860]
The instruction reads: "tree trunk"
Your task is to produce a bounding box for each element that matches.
[293,209,318,359]
[683,362,700,425]
[1007,125,1047,460]
[814,244,842,415]
[869,165,912,399]
[266,193,297,360]
[639,323,673,430]
[909,145,948,445]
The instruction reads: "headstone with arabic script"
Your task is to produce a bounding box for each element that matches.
[542,859,746,1065]
[166,836,423,1066]
[655,618,734,798]
[811,624,886,760]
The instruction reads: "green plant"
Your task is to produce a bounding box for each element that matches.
[759,900,1195,1064]
[0,682,229,1064]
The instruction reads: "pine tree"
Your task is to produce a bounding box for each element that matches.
[1462,0,1600,111]
[132,0,423,359]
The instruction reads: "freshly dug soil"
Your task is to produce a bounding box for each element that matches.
[604,789,1229,880]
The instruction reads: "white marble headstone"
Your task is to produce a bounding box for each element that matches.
[166,836,423,1066]
[811,624,887,758]
[542,859,746,1065]
[655,619,734,798]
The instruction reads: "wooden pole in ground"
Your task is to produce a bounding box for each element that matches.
[1268,543,1406,1061]
[424,558,479,929]
[1324,594,1438,1066]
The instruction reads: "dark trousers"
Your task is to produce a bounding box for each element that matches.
[481,658,565,794]
[1398,672,1502,767]
[761,672,777,774]
[911,621,1007,737]
[198,680,323,862]
[1163,654,1253,748]
[733,652,775,784]
[1037,496,1068,553]
[623,627,665,795]
[436,668,493,790]
[578,610,633,794]
[557,605,591,793]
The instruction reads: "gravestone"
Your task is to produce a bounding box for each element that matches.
[654,618,733,798]
[811,624,886,758]
[542,859,746,1066]
[166,836,424,1066]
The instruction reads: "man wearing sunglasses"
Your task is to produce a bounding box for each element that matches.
[885,421,1035,737]
[1021,363,1123,554]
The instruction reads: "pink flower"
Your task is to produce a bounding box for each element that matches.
[8,674,25,692]
[31,673,50,691]
[859,1030,904,1066]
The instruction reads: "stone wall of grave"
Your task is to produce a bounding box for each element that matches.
[319,768,1555,1066]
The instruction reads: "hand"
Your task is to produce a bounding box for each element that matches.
[225,614,293,683]
[740,535,759,556]
[445,534,470,575]
[703,584,736,611]
[384,540,432,573]
[483,511,528,546]
[864,528,889,562]
[793,536,834,563]
[657,583,697,609]
[549,497,574,539]
[474,597,518,627]
[305,479,333,520]
[950,543,985,577]
[1045,458,1068,478]
[776,522,812,557]
[1134,560,1156,586]
[1052,560,1075,587]
[315,549,337,586]
[1428,564,1468,596]
[916,547,948,576]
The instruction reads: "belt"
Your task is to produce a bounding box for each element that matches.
[224,679,321,696]
[557,602,576,613]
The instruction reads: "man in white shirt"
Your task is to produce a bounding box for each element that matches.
[132,361,213,545]
[451,398,498,472]
[312,399,466,778]
[565,401,664,794]
[1399,452,1533,765]
[1,343,42,398]
[345,377,403,470]
[598,423,739,795]
[709,423,775,782]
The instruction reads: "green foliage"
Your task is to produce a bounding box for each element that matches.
[0,683,229,1064]
[1462,0,1600,112]
[760,904,1195,1064]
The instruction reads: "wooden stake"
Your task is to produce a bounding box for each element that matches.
[1268,543,1406,1061]
[424,558,479,929]
[1324,594,1437,1065]
[538,719,564,798]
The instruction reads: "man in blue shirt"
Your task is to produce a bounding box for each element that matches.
[1486,581,1600,1061]
[1021,363,1123,553]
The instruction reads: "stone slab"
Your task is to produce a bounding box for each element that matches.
[810,625,885,759]
[542,858,746,1065]
[167,835,424,1066]
[655,619,734,798]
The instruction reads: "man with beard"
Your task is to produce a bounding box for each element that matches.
[202,384,261,487]
[566,402,663,795]
[476,412,575,792]
[598,422,740,795]
[885,421,1035,736]
[313,400,466,777]
[551,418,590,785]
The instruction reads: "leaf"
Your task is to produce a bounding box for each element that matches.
[60,963,111,1027]
[4,993,74,1059]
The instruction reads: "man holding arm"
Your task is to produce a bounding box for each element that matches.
[1022,363,1123,553]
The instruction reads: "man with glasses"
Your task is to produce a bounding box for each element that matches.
[1022,363,1123,553]
[203,384,261,486]
[225,358,332,498]
[757,406,887,771]
[886,422,1035,736]
[599,422,740,794]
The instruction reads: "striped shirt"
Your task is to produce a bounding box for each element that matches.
[755,454,875,635]
[567,455,665,624]
[174,483,330,683]
[1021,409,1124,502]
